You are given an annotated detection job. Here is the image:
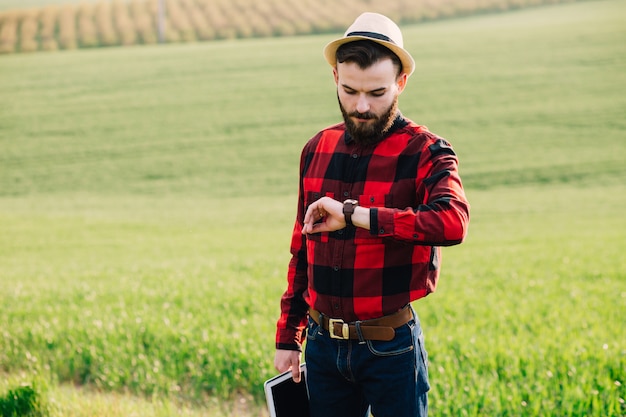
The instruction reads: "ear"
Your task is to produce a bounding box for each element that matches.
[396,73,408,94]
[332,67,339,85]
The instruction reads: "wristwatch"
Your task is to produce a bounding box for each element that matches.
[343,199,359,226]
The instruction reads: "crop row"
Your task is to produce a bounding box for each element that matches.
[0,0,582,54]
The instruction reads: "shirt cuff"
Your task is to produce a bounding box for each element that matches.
[276,343,302,352]
[369,208,379,236]
[369,207,394,237]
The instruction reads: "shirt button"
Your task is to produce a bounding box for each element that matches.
[337,230,344,235]
[343,191,349,197]
[379,229,385,234]
[352,153,358,159]
[333,266,339,271]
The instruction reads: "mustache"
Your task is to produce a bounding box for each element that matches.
[349,111,377,120]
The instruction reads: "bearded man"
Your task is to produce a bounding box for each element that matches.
[274,12,470,417]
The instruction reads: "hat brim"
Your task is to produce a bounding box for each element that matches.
[323,36,415,77]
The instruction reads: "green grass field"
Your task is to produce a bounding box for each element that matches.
[1,0,625,416]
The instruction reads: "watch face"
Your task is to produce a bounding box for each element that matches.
[343,199,357,225]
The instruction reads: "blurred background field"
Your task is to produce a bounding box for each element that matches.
[0,0,594,53]
[0,0,99,11]
[1,0,625,416]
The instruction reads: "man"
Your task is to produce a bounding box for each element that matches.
[274,12,470,417]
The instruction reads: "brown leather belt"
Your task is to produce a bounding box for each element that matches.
[309,305,413,342]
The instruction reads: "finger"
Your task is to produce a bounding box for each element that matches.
[301,214,315,234]
[302,204,325,235]
[292,364,301,383]
[313,221,337,234]
[304,203,321,223]
[303,207,313,225]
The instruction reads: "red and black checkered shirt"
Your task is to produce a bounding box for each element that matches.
[276,115,470,351]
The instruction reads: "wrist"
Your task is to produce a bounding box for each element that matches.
[343,199,358,226]
[351,206,371,230]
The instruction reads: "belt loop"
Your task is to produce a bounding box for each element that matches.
[318,311,325,335]
[355,321,366,344]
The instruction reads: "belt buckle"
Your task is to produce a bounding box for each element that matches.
[328,318,349,340]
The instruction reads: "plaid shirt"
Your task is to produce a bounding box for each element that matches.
[276,115,470,350]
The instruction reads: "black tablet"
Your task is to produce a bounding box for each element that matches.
[264,363,309,417]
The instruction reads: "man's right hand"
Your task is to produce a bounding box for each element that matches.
[274,349,302,383]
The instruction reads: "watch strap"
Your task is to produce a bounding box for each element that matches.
[343,199,358,226]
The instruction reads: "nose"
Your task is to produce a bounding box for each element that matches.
[356,94,370,114]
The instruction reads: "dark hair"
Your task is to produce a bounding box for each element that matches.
[336,40,402,76]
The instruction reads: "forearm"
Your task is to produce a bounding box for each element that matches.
[351,206,370,230]
[372,163,470,246]
[276,271,309,350]
[373,200,469,246]
[276,221,310,350]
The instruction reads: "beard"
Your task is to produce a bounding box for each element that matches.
[338,93,399,147]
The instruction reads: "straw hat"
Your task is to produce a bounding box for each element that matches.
[323,12,415,77]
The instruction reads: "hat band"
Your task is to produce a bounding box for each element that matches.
[346,31,396,45]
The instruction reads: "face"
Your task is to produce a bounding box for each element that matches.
[334,58,407,146]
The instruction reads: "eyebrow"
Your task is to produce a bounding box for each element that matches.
[341,84,387,94]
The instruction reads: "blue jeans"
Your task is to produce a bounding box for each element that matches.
[304,307,429,417]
